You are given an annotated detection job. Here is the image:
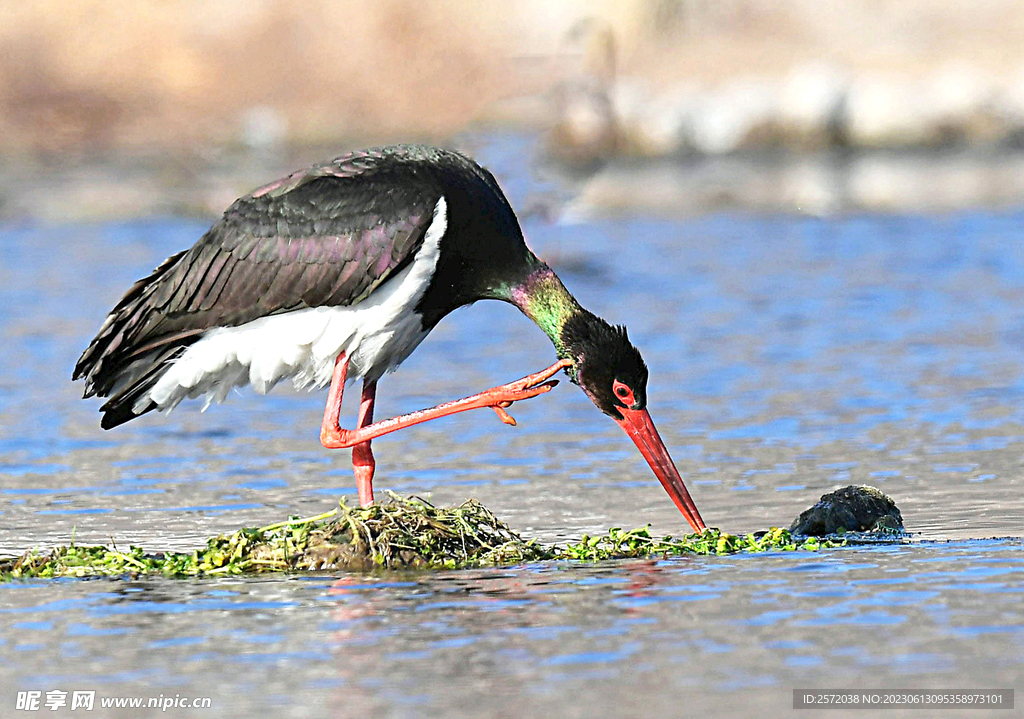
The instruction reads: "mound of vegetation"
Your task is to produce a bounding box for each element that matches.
[790,485,904,536]
[0,492,844,580]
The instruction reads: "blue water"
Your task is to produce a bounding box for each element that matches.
[1,139,1023,716]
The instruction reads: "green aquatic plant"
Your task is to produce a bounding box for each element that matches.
[560,524,833,560]
[0,493,842,580]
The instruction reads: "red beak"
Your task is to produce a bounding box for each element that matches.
[614,407,706,533]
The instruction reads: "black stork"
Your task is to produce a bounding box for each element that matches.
[73,145,706,532]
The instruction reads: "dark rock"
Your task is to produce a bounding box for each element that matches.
[790,485,904,537]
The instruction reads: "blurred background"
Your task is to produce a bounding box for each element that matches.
[5,0,1024,220]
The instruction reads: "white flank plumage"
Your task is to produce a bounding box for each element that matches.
[141,196,448,413]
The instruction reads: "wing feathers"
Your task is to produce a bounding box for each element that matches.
[76,149,446,421]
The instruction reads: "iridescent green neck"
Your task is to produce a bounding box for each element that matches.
[497,265,582,358]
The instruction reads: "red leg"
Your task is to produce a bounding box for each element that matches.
[352,381,376,507]
[320,353,351,444]
[319,354,570,451]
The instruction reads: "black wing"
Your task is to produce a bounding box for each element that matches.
[74,147,445,427]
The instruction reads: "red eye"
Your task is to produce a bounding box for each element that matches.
[612,379,635,406]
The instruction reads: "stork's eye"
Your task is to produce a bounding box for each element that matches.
[612,379,635,406]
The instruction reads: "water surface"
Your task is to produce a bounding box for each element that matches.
[1,140,1023,716]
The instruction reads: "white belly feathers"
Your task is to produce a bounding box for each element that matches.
[141,196,447,414]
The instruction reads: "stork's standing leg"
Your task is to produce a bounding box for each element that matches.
[352,381,376,507]
[319,353,569,503]
[320,354,375,505]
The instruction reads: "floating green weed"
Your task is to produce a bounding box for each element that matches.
[0,493,842,580]
[560,525,835,561]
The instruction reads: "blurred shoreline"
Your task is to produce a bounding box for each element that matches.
[6,1,1024,220]
[7,136,1024,222]
[557,147,1024,219]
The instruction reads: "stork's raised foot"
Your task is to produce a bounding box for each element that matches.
[481,358,571,425]
[319,355,571,505]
